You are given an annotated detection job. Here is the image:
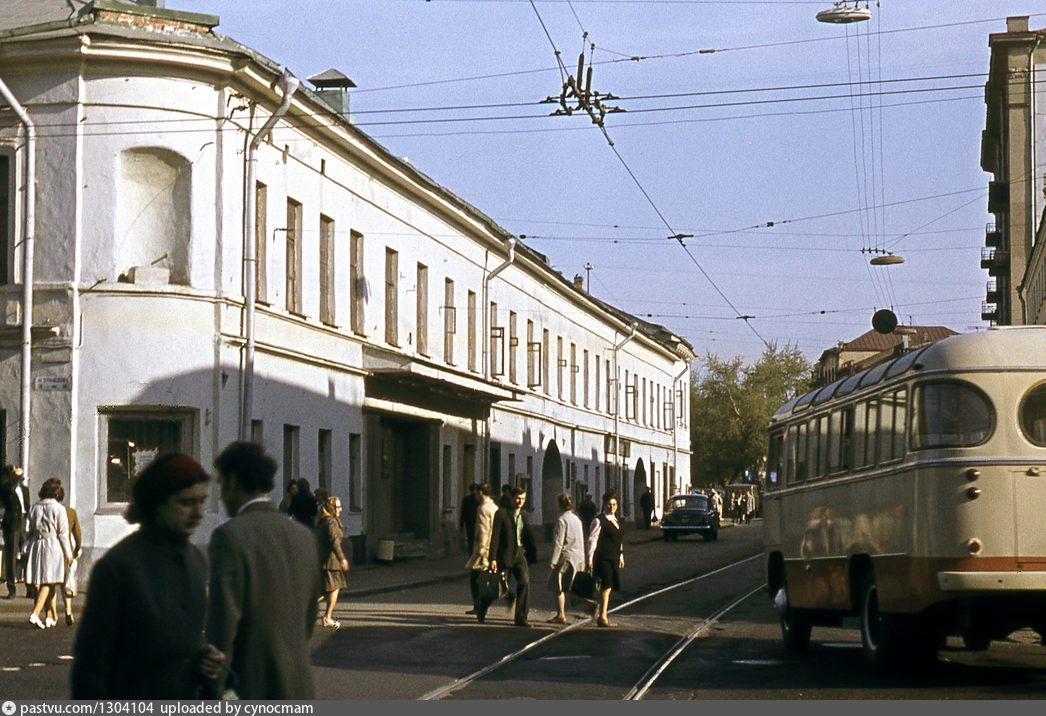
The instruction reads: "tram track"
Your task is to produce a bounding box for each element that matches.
[419,552,765,700]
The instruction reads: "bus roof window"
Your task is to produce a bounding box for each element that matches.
[812,377,846,406]
[859,357,898,388]
[836,370,865,398]
[886,346,930,378]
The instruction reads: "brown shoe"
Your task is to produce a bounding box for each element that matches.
[596,618,616,628]
[547,615,567,624]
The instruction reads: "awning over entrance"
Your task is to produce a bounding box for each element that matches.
[362,345,518,419]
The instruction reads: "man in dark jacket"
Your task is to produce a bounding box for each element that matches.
[458,483,479,554]
[490,487,536,627]
[1,465,30,598]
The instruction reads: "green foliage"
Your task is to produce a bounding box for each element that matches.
[689,343,813,487]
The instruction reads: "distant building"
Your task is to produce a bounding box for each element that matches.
[815,326,958,386]
[980,16,1046,325]
[0,1,693,569]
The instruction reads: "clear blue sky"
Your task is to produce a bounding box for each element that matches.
[171,0,1046,364]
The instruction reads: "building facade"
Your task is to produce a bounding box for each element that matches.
[980,16,1046,325]
[0,0,694,568]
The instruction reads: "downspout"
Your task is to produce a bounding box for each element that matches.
[611,323,637,488]
[670,362,690,499]
[480,237,515,484]
[241,71,299,440]
[0,79,36,468]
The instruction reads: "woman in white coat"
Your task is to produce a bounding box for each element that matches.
[547,492,586,624]
[23,477,73,628]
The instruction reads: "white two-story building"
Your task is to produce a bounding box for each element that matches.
[0,0,693,567]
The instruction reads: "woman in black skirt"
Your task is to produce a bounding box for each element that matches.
[315,496,349,629]
[586,490,624,628]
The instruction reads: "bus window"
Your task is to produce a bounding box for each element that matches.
[795,422,807,482]
[827,406,853,474]
[814,414,828,479]
[855,399,879,469]
[783,425,796,484]
[767,432,783,487]
[1019,383,1046,446]
[877,389,906,463]
[911,381,993,449]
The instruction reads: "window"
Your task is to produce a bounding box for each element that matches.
[286,199,303,314]
[283,424,300,490]
[318,429,332,492]
[767,432,783,487]
[348,433,362,512]
[350,230,364,334]
[467,290,477,372]
[103,408,194,504]
[319,215,335,324]
[557,336,564,400]
[855,399,878,469]
[878,389,907,463]
[594,356,600,412]
[1020,383,1046,446]
[417,263,429,356]
[526,320,540,388]
[509,311,518,385]
[583,349,590,408]
[444,278,456,364]
[250,419,263,445]
[542,329,550,395]
[570,342,577,404]
[795,422,807,482]
[489,302,503,377]
[255,182,267,302]
[911,381,993,449]
[385,248,398,345]
[442,445,453,511]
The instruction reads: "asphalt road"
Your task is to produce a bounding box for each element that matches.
[4,522,1045,700]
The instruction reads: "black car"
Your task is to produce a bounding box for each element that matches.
[660,493,719,542]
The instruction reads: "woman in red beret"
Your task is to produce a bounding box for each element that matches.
[71,453,225,699]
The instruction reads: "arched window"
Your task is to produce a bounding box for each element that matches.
[116,148,191,285]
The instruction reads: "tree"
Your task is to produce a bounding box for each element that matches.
[689,344,812,487]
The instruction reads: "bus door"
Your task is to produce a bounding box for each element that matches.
[1014,466,1046,565]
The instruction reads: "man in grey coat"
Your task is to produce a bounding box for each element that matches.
[206,442,321,700]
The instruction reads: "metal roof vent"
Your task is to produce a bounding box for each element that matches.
[308,69,357,123]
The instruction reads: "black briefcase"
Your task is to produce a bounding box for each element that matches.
[476,569,503,602]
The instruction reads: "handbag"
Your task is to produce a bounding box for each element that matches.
[569,570,595,601]
[476,568,502,603]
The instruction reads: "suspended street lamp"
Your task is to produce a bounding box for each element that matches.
[816,1,872,24]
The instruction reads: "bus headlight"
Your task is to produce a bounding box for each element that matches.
[964,468,980,481]
[966,538,983,555]
[965,486,982,500]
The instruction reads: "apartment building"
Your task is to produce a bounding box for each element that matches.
[0,0,694,567]
[980,16,1046,325]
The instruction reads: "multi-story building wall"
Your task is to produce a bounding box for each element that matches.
[0,1,694,568]
[980,16,1046,325]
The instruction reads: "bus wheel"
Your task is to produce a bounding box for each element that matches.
[961,626,991,652]
[859,575,900,671]
[776,586,812,651]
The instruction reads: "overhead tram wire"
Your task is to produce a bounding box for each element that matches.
[525,0,773,351]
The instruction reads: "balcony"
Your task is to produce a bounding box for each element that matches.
[985,279,1000,304]
[981,246,1009,276]
[985,223,1002,247]
[981,302,998,323]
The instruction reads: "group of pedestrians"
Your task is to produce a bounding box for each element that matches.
[64,441,323,700]
[1,465,81,629]
[462,483,625,629]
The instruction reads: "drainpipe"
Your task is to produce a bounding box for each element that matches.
[669,361,690,498]
[0,78,36,468]
[611,323,637,488]
[479,237,515,484]
[241,71,299,440]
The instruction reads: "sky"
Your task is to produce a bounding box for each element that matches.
[169,0,1046,365]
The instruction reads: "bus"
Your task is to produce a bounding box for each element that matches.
[763,326,1046,670]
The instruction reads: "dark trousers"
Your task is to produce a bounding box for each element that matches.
[2,526,24,591]
[505,554,530,624]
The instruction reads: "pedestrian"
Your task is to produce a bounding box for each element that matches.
[56,484,81,625]
[547,492,585,624]
[490,486,536,627]
[206,441,322,700]
[313,487,329,518]
[710,489,723,520]
[497,483,514,511]
[23,478,73,629]
[587,490,624,628]
[288,478,318,527]
[1,464,30,599]
[463,482,497,622]
[315,496,349,629]
[71,453,225,698]
[278,479,299,513]
[577,491,597,539]
[639,485,654,530]
[459,483,479,554]
[744,490,755,524]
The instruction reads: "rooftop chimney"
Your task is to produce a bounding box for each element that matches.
[573,275,585,290]
[1007,16,1029,33]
